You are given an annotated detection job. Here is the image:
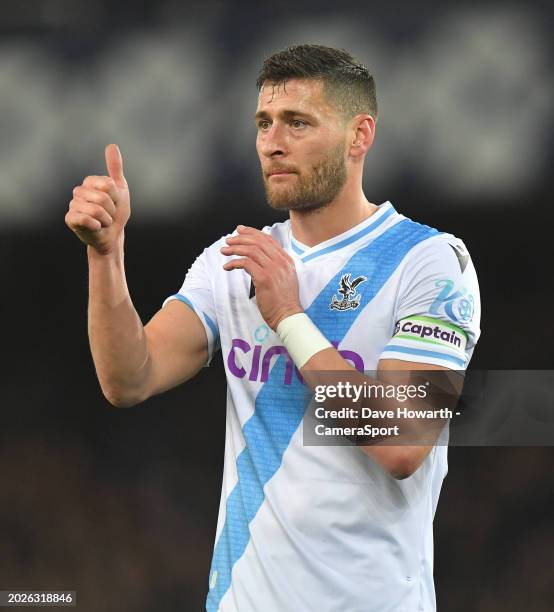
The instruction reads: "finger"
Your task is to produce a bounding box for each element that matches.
[220,244,271,268]
[73,186,117,217]
[236,225,269,238]
[66,211,102,233]
[105,144,127,189]
[223,257,264,281]
[69,199,113,228]
[233,227,296,267]
[227,232,287,261]
[235,225,286,251]
[236,225,276,242]
[227,233,272,246]
[82,175,118,201]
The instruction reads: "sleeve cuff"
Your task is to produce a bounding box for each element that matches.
[380,342,467,370]
[163,294,219,367]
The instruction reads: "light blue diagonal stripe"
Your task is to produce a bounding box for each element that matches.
[206,218,438,611]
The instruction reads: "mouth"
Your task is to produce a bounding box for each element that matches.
[267,170,296,178]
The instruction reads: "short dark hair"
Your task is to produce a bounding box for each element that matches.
[256,44,377,121]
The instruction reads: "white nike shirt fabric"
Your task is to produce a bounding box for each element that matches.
[164,202,481,612]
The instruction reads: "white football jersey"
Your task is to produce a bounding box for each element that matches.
[164,201,481,612]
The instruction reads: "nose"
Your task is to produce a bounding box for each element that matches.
[258,122,288,158]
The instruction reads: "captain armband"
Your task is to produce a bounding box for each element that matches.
[393,315,467,352]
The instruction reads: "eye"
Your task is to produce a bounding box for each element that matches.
[291,119,307,129]
[257,119,271,131]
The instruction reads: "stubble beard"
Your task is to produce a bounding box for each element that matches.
[263,143,347,213]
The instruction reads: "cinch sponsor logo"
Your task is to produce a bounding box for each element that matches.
[395,319,464,348]
[226,338,365,385]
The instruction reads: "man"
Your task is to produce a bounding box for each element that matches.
[66,45,480,611]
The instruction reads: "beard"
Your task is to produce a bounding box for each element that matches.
[262,143,347,213]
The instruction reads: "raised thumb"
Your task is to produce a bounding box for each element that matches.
[105,144,127,188]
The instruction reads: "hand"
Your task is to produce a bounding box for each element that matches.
[65,144,130,256]
[221,225,303,330]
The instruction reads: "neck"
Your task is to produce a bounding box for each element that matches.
[289,186,379,247]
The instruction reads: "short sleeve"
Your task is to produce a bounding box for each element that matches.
[163,247,220,367]
[380,235,481,370]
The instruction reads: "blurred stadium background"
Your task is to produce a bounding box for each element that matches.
[1,0,553,610]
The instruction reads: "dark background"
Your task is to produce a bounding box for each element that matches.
[1,1,553,610]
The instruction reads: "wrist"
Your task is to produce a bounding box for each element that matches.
[276,312,332,369]
[87,232,125,263]
[272,306,304,331]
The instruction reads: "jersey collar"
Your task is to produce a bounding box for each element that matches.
[289,201,398,263]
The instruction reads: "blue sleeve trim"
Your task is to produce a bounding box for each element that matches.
[203,312,219,341]
[172,294,219,342]
[382,344,466,368]
[172,293,195,311]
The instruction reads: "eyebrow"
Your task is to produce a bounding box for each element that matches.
[254,109,317,122]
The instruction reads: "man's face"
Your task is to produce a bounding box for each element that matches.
[255,79,348,212]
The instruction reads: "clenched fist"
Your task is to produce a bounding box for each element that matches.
[65,144,130,256]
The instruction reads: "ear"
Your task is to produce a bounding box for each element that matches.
[349,115,376,158]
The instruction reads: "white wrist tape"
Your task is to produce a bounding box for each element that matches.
[276,313,333,369]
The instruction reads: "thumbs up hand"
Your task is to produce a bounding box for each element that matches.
[65,144,131,256]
